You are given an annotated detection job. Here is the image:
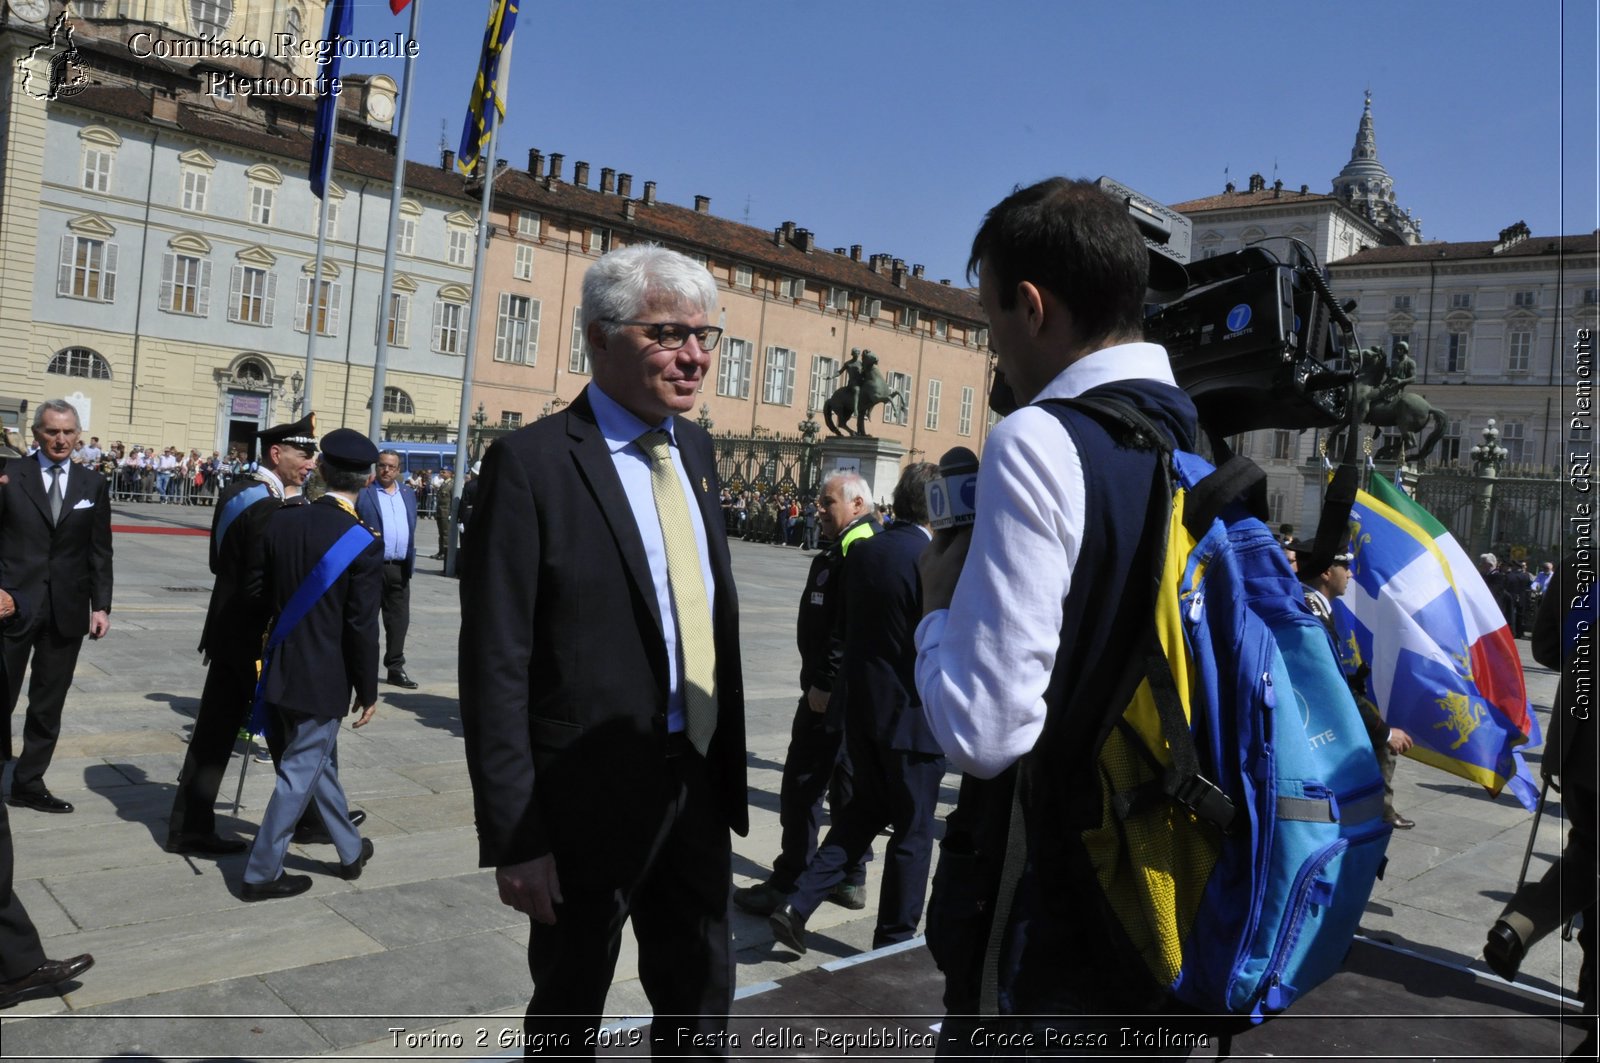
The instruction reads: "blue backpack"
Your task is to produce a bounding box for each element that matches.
[1022,397,1393,1021]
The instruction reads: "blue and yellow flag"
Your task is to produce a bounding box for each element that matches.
[458,0,518,175]
[1332,476,1539,809]
[309,0,354,199]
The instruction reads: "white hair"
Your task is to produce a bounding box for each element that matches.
[580,245,719,346]
[822,470,871,508]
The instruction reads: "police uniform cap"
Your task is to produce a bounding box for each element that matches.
[319,427,379,469]
[257,413,318,455]
[1285,538,1353,564]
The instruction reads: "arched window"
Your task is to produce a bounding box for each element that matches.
[234,357,270,384]
[285,6,303,50]
[47,347,111,380]
[383,387,415,415]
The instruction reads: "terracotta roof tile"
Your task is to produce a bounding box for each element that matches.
[1331,232,1599,265]
[1170,188,1341,213]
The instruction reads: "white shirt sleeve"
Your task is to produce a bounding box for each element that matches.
[915,405,1084,779]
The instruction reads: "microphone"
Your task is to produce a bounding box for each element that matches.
[926,446,979,531]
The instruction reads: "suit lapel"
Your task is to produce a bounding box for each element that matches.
[17,459,54,525]
[565,393,664,637]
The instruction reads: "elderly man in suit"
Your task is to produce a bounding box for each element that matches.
[239,429,381,900]
[1,399,113,814]
[460,244,747,1056]
[356,449,419,689]
[770,462,947,954]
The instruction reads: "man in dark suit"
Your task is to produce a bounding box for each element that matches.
[0,438,93,1006]
[770,462,947,953]
[356,449,419,689]
[239,429,381,900]
[166,415,319,855]
[460,245,747,1055]
[1,399,113,814]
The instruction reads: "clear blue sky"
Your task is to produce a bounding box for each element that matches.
[347,0,1596,285]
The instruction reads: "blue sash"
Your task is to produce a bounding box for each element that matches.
[248,524,375,735]
[215,482,272,550]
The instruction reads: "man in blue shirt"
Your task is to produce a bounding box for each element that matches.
[357,450,419,689]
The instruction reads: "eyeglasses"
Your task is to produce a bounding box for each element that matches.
[603,319,723,352]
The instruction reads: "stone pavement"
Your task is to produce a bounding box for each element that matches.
[0,499,1580,1061]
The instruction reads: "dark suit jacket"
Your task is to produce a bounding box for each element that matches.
[198,476,282,665]
[258,495,381,720]
[458,388,748,889]
[0,458,112,638]
[842,521,943,755]
[356,481,418,578]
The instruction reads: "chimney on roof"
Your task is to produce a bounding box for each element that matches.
[774,226,784,246]
[797,229,814,252]
[940,279,951,285]
[834,247,846,255]
[1272,178,1283,198]
[623,199,636,222]
[1225,180,1236,193]
[548,153,564,182]
[694,195,710,213]
[617,173,632,198]
[912,263,924,278]
[850,244,862,262]
[1300,183,1309,194]
[1492,220,1532,254]
[600,167,615,194]
[440,149,455,172]
[150,93,179,124]
[574,161,589,188]
[782,220,797,242]
[892,263,907,288]
[1248,173,1266,192]
[643,180,657,206]
[528,149,543,178]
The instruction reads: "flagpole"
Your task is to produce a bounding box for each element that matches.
[303,126,336,415]
[444,31,512,579]
[368,0,423,442]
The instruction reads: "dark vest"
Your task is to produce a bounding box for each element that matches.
[937,378,1199,1017]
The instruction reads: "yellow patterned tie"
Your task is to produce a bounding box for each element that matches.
[637,430,718,755]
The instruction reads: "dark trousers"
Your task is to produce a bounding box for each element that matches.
[772,696,866,890]
[789,730,943,946]
[168,657,255,840]
[1,622,85,793]
[0,797,45,979]
[1375,735,1398,817]
[524,749,733,1058]
[380,562,410,673]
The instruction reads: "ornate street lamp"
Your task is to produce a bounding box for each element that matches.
[697,403,714,432]
[472,402,488,460]
[289,370,304,417]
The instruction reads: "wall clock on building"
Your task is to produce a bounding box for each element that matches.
[10,0,51,24]
[367,92,395,126]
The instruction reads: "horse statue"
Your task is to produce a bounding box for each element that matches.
[823,349,907,436]
[1330,342,1447,465]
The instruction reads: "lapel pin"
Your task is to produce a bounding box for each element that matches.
[701,477,709,493]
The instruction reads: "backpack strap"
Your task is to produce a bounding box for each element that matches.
[247,523,376,734]
[1046,395,1236,831]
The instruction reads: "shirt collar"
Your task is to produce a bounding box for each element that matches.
[587,383,677,456]
[253,466,287,498]
[35,450,65,472]
[1032,341,1177,403]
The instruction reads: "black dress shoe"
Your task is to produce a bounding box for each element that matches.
[1385,812,1416,830]
[1484,919,1526,981]
[0,954,94,1008]
[338,838,375,881]
[7,789,73,814]
[165,833,248,856]
[386,670,419,689]
[240,874,313,901]
[293,809,367,845]
[769,904,808,955]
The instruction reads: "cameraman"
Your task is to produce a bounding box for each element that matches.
[916,178,1199,1056]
